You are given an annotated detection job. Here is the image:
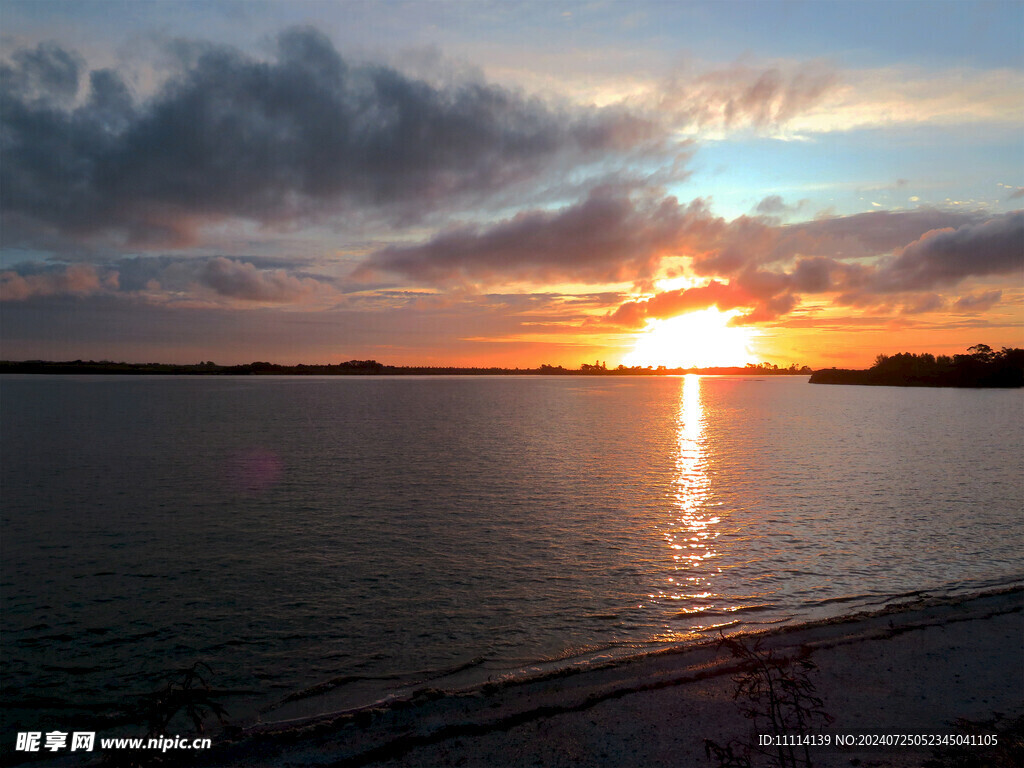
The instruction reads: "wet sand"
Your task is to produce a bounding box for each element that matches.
[195,586,1022,767]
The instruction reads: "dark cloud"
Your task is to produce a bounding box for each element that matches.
[0,30,663,248]
[692,208,986,276]
[198,257,336,302]
[870,212,1024,292]
[1008,188,1024,200]
[1,42,83,104]
[109,254,320,292]
[736,211,1021,319]
[359,188,712,285]
[788,209,989,260]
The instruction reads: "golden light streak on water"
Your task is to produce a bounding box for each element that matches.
[661,375,722,615]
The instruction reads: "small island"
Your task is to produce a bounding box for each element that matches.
[810,344,1024,388]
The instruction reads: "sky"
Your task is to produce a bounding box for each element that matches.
[1,0,1022,368]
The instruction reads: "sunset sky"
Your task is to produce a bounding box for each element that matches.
[1,0,1021,368]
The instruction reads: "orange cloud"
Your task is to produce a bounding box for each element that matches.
[605,281,750,328]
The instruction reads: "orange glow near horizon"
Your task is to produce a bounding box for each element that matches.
[620,307,757,369]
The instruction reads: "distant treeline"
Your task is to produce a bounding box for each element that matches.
[0,359,813,377]
[810,344,1024,388]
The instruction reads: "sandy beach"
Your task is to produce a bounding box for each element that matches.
[183,586,1022,768]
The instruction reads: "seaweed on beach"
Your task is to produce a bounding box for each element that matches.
[704,634,832,768]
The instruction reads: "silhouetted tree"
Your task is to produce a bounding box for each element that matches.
[968,343,995,363]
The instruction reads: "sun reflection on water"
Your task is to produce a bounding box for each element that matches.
[654,375,723,625]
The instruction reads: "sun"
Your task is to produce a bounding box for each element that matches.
[620,308,757,369]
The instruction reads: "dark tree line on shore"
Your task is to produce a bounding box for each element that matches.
[0,359,812,377]
[5,348,1019,386]
[810,344,1024,388]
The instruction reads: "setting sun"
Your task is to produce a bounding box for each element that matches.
[620,308,756,369]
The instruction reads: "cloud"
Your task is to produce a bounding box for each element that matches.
[1008,188,1024,200]
[362,192,1018,330]
[785,66,1024,134]
[692,208,986,276]
[600,273,797,329]
[604,280,749,328]
[0,263,116,301]
[359,188,714,285]
[364,195,969,290]
[743,212,1022,318]
[900,293,945,315]
[593,207,1019,327]
[778,212,1021,318]
[658,61,838,132]
[0,255,340,306]
[110,254,319,291]
[755,195,788,215]
[788,256,865,293]
[0,30,664,249]
[731,292,799,325]
[513,58,1021,138]
[953,290,1002,313]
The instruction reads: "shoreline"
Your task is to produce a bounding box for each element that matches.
[190,585,1022,767]
[248,577,1023,725]
[0,369,810,378]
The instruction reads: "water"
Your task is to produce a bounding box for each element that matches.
[2,375,1022,731]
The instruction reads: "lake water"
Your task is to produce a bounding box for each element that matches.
[2,375,1022,732]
